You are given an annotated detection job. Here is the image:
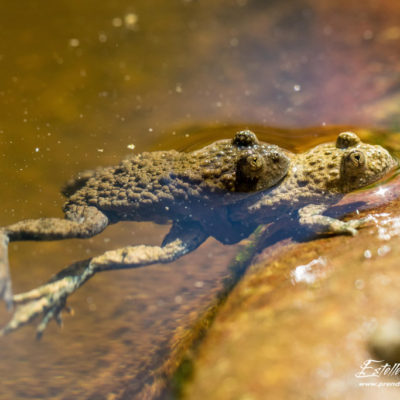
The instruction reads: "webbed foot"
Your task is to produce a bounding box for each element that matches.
[1,290,66,339]
[0,276,75,339]
[0,259,93,339]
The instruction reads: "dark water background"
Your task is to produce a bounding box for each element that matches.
[1,0,400,399]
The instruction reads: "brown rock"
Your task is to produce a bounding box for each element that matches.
[182,175,400,400]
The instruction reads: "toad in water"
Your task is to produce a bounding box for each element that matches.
[231,131,396,235]
[0,131,396,336]
[0,130,290,335]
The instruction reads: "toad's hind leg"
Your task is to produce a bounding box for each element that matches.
[0,221,208,338]
[0,206,109,308]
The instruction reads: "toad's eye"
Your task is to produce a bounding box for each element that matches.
[271,151,281,163]
[236,152,265,177]
[345,150,366,168]
[247,154,263,171]
[232,130,259,147]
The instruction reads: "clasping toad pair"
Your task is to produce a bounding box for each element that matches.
[0,130,396,336]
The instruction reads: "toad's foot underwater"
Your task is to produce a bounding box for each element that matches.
[0,131,396,337]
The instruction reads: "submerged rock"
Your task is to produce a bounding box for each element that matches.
[179,171,400,400]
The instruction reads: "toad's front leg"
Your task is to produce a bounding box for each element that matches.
[0,221,208,338]
[0,206,109,308]
[298,204,372,236]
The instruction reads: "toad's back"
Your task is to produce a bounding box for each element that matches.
[63,132,291,222]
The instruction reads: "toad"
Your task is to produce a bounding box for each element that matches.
[0,131,396,337]
[231,131,397,234]
[0,130,290,335]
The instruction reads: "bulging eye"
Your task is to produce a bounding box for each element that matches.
[346,150,366,168]
[246,154,263,171]
[232,130,259,147]
[271,151,281,163]
[336,131,361,149]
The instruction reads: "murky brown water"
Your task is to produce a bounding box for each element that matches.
[1,0,400,399]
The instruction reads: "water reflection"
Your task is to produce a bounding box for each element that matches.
[291,256,327,285]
